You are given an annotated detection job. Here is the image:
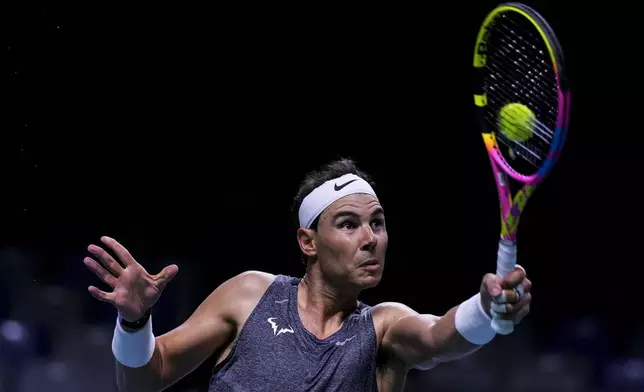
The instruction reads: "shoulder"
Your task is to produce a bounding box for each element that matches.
[371,302,443,372]
[230,270,277,289]
[218,270,277,301]
[372,302,417,327]
[371,302,417,347]
[201,270,277,323]
[372,302,441,323]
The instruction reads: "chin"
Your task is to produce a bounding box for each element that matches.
[356,272,383,289]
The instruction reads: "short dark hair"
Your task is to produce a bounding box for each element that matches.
[291,157,376,231]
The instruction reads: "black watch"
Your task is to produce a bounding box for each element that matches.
[120,308,151,331]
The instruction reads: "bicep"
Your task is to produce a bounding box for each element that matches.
[378,303,442,369]
[384,303,482,370]
[385,313,443,370]
[156,295,235,387]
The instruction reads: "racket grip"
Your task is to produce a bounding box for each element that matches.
[491,239,517,335]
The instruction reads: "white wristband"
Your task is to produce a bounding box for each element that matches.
[455,293,496,345]
[112,313,156,368]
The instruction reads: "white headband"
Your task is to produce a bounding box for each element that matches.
[298,173,378,228]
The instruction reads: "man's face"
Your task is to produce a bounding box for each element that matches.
[313,193,388,289]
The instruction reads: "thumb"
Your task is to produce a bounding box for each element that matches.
[481,273,502,298]
[155,264,179,291]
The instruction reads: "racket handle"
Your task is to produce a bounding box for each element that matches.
[491,239,517,335]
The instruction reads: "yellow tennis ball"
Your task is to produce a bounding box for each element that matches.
[498,103,535,142]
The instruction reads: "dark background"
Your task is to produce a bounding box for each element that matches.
[2,1,643,391]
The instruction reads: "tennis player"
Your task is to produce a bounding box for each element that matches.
[83,158,532,392]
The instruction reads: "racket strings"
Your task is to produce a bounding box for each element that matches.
[485,44,557,125]
[483,81,551,147]
[482,13,559,167]
[483,87,548,164]
[483,80,551,161]
[493,16,559,115]
[486,50,556,146]
[486,21,556,145]
[484,36,556,104]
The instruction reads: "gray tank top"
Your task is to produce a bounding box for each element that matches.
[208,274,378,392]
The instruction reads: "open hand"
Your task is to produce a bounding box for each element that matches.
[83,236,178,322]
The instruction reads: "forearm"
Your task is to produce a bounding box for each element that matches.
[112,314,165,392]
[429,293,494,362]
[116,345,164,392]
[426,307,482,361]
[388,292,495,370]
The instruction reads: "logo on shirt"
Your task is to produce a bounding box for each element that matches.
[267,318,294,336]
[335,335,357,346]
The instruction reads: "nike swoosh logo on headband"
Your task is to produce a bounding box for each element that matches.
[334,179,357,191]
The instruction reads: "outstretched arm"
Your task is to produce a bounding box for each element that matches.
[379,267,531,370]
[83,236,273,392]
[113,270,273,392]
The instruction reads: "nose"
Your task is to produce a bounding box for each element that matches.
[360,225,377,252]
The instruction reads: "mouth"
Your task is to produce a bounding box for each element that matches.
[358,258,380,270]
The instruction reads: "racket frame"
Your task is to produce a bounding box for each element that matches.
[474,1,571,242]
[472,2,571,334]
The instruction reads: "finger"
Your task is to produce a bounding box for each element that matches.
[88,285,116,304]
[501,266,526,289]
[494,287,523,304]
[495,292,532,314]
[522,277,532,293]
[83,257,118,287]
[100,236,136,267]
[88,244,123,276]
[153,264,179,291]
[482,273,503,297]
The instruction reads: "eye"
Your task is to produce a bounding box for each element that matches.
[340,221,358,230]
[371,218,384,228]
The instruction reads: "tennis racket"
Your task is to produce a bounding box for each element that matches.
[472,2,571,334]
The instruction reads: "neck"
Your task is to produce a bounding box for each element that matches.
[297,268,359,339]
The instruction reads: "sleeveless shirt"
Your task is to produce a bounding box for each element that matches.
[208,274,379,392]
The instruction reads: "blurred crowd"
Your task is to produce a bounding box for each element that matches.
[2,246,643,392]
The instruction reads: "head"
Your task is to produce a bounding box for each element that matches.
[291,158,388,291]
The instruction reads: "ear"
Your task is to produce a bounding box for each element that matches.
[297,228,317,258]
